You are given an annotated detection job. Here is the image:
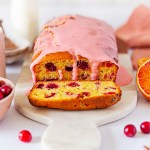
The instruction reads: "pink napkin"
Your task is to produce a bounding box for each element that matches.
[116,5,150,48]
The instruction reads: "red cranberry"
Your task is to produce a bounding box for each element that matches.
[37,84,44,89]
[45,93,56,98]
[65,66,73,71]
[0,85,12,96]
[124,124,137,137]
[46,83,58,89]
[0,92,4,100]
[140,121,150,134]
[106,62,113,67]
[82,92,90,97]
[66,92,74,96]
[77,60,89,70]
[0,80,5,87]
[45,63,56,71]
[78,92,90,98]
[67,82,80,87]
[105,92,116,94]
[19,130,32,142]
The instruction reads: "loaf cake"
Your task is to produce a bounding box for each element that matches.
[28,15,121,110]
[28,80,121,110]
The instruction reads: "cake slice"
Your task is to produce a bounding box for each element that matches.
[28,80,121,110]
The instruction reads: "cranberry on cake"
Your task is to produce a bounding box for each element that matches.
[28,15,121,110]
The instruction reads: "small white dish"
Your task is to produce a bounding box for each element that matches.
[5,35,30,64]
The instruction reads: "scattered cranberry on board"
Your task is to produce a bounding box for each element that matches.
[124,124,137,137]
[18,130,32,142]
[140,121,150,134]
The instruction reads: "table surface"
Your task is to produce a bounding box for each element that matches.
[1,2,150,150]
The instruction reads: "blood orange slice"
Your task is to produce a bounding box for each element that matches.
[137,59,150,100]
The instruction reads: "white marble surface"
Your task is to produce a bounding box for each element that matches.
[14,53,137,150]
[1,3,150,150]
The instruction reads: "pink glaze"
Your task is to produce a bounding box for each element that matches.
[30,15,118,83]
[116,65,132,86]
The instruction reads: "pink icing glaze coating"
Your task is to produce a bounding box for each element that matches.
[30,15,119,83]
[116,65,132,86]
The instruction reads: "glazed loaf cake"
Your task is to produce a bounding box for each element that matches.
[31,15,119,83]
[28,80,121,110]
[28,15,121,110]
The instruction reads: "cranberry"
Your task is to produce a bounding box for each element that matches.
[67,82,80,87]
[65,66,73,71]
[66,92,74,96]
[82,92,90,97]
[46,83,58,89]
[105,92,116,94]
[78,92,90,98]
[19,130,32,142]
[37,84,44,89]
[0,80,5,87]
[0,85,12,96]
[45,93,56,98]
[77,60,89,70]
[45,63,56,71]
[140,121,150,134]
[0,92,4,100]
[106,62,113,67]
[124,124,137,137]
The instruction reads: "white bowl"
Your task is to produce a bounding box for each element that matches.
[5,36,30,64]
[0,77,15,121]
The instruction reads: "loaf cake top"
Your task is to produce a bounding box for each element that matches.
[31,15,119,81]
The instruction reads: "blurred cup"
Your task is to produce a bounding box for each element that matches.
[10,0,39,43]
[0,27,6,78]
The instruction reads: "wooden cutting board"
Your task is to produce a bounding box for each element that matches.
[14,53,137,150]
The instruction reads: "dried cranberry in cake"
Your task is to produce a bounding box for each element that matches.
[37,83,44,89]
[106,62,113,68]
[77,60,89,70]
[78,92,90,98]
[65,66,73,71]
[67,82,80,87]
[45,93,56,98]
[66,92,74,96]
[46,83,58,89]
[105,92,116,94]
[45,62,56,71]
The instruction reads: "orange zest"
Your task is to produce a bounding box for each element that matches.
[137,59,150,100]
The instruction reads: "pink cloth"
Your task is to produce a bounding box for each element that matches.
[116,5,150,48]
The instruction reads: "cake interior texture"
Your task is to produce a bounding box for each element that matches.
[28,80,121,110]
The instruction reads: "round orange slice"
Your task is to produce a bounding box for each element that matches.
[137,59,150,100]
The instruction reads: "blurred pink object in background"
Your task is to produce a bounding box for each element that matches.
[0,27,6,78]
